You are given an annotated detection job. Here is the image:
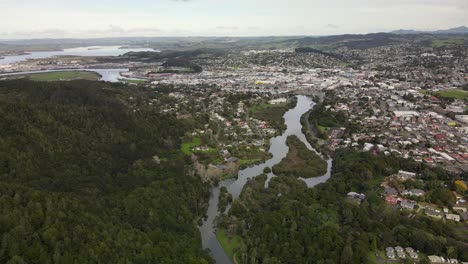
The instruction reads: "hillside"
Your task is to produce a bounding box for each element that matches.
[0,80,212,263]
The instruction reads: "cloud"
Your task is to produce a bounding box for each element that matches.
[325,24,339,29]
[215,26,239,30]
[0,0,466,38]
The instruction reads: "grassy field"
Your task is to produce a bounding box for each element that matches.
[435,90,468,100]
[420,89,468,100]
[13,71,101,81]
[181,137,202,155]
[432,38,467,47]
[216,229,243,261]
[317,125,329,133]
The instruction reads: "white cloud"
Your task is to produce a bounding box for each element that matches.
[0,0,466,38]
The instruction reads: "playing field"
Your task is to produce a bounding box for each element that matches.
[12,71,101,81]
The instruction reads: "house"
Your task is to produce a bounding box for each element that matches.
[385,187,398,196]
[346,192,366,205]
[386,195,399,205]
[269,98,287,105]
[397,170,417,181]
[408,252,418,259]
[446,214,461,222]
[397,251,407,259]
[429,255,442,263]
[394,246,404,253]
[426,209,443,219]
[400,200,417,210]
[401,189,425,197]
[386,247,396,259]
[226,157,239,164]
[453,206,467,213]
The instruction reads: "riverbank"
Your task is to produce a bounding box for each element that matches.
[199,95,333,264]
[272,135,327,178]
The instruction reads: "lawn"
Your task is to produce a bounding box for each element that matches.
[419,89,468,100]
[317,125,329,133]
[216,229,244,262]
[240,159,263,167]
[432,38,466,47]
[18,71,101,81]
[181,137,202,155]
[435,90,468,100]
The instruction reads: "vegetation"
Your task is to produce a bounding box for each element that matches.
[434,89,468,100]
[216,229,244,262]
[463,83,468,91]
[182,137,203,155]
[250,97,297,134]
[420,89,468,100]
[218,186,233,213]
[432,38,467,47]
[7,71,101,81]
[272,135,327,178]
[0,80,212,263]
[120,78,148,85]
[219,149,468,263]
[308,96,359,140]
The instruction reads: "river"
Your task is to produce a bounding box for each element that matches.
[0,46,155,65]
[199,95,333,264]
[0,46,156,82]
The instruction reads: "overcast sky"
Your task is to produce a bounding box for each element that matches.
[0,0,467,39]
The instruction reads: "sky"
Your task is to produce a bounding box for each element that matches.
[0,0,467,39]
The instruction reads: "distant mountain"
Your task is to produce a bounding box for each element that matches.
[391,29,425,35]
[392,26,468,35]
[433,26,468,34]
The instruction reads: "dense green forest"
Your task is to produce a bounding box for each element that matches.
[219,149,468,263]
[272,136,327,178]
[0,80,212,263]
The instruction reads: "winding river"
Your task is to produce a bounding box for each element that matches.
[199,95,333,264]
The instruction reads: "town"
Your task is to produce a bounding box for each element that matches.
[0,31,467,264]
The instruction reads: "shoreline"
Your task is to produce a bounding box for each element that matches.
[200,95,333,263]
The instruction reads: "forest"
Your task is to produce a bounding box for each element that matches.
[0,80,213,263]
[272,136,327,179]
[219,149,468,264]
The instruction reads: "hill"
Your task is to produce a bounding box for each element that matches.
[0,80,212,263]
[392,26,468,35]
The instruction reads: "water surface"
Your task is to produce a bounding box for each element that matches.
[0,46,155,65]
[199,95,333,263]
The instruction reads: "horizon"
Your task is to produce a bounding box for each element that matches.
[0,26,467,42]
[0,0,467,39]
